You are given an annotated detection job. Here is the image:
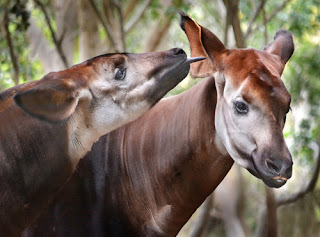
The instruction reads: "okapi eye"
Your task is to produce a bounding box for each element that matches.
[235,101,248,114]
[115,68,126,80]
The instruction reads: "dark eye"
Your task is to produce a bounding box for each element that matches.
[115,68,126,80]
[235,101,248,114]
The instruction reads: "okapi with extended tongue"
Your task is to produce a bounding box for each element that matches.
[0,48,203,236]
[23,13,294,237]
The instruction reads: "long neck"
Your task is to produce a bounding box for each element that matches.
[0,97,73,236]
[104,77,234,236]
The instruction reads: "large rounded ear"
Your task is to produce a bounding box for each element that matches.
[14,73,83,123]
[264,30,294,74]
[179,11,227,78]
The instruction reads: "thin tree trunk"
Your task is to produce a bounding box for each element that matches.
[143,0,175,52]
[78,0,100,61]
[223,0,245,48]
[245,0,266,39]
[124,0,139,20]
[223,0,232,46]
[1,0,19,85]
[55,0,77,65]
[215,165,247,237]
[265,187,277,237]
[124,0,152,33]
[188,195,214,237]
[34,0,69,68]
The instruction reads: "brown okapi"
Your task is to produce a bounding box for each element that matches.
[0,48,203,236]
[22,13,294,237]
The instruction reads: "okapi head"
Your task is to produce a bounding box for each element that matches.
[13,49,203,160]
[180,12,294,188]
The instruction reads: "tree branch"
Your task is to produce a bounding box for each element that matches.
[124,0,139,21]
[276,132,320,206]
[266,0,292,24]
[231,0,245,48]
[1,0,20,85]
[34,0,69,68]
[87,0,119,52]
[245,0,267,39]
[265,187,278,237]
[223,0,245,48]
[223,0,232,46]
[124,0,152,34]
[250,0,292,35]
[113,1,126,51]
[262,6,268,45]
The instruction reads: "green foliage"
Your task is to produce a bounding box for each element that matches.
[9,0,30,31]
[291,120,317,165]
[0,0,34,90]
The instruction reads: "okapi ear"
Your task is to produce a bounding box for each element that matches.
[264,30,294,72]
[179,11,226,78]
[14,73,82,123]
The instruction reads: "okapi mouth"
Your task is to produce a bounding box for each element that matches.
[247,155,288,188]
[147,48,205,104]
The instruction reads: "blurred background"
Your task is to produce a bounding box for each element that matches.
[0,0,319,236]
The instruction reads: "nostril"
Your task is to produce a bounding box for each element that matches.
[284,160,293,178]
[266,159,281,175]
[284,165,292,178]
[172,48,185,56]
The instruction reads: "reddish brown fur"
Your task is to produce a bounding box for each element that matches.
[22,14,294,237]
[1,49,192,236]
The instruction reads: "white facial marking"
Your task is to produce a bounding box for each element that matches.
[214,73,273,169]
[66,64,158,164]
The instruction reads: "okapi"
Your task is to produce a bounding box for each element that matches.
[23,12,294,237]
[0,48,202,236]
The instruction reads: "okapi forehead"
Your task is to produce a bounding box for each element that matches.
[223,49,283,87]
[242,72,290,105]
[82,53,128,76]
[85,53,128,66]
[224,48,290,111]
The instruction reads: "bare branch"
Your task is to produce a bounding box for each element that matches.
[87,0,119,52]
[113,1,126,51]
[143,15,173,52]
[34,0,69,68]
[223,0,245,48]
[262,6,268,45]
[265,187,278,237]
[1,0,20,85]
[124,0,152,34]
[266,0,292,23]
[245,0,267,39]
[188,195,213,237]
[250,0,292,35]
[231,0,245,48]
[223,0,232,46]
[276,132,320,206]
[256,187,278,237]
[124,0,139,20]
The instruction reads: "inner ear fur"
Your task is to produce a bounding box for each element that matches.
[264,30,295,68]
[14,75,82,123]
[179,11,227,78]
